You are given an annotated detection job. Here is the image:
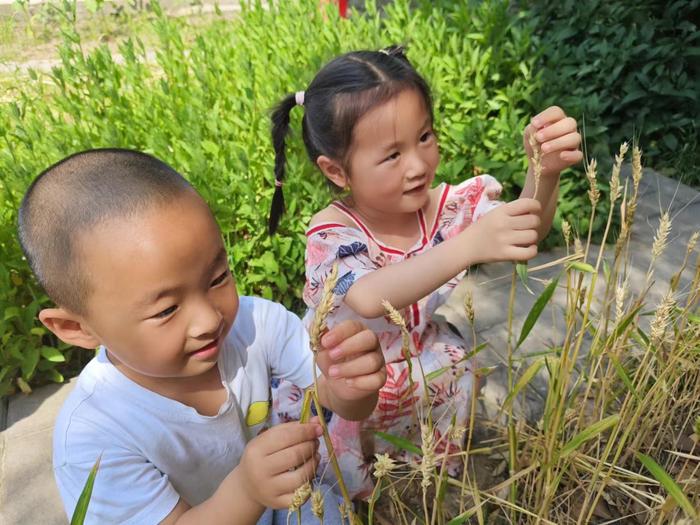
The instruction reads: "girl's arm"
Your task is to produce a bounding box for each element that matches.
[344,198,542,318]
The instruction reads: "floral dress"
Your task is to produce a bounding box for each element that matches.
[272,175,503,499]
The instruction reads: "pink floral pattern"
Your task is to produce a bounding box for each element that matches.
[272,176,502,498]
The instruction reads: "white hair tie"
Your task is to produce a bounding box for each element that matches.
[295,91,305,106]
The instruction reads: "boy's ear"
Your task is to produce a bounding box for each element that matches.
[316,155,349,190]
[38,308,101,350]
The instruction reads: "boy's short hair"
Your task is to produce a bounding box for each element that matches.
[18,148,194,314]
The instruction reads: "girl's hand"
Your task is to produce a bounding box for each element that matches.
[316,320,386,403]
[524,106,583,177]
[463,198,542,264]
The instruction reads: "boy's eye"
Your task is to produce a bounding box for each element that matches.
[383,152,400,163]
[211,269,230,287]
[154,305,177,319]
[420,131,433,142]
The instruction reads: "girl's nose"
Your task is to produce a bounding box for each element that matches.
[406,151,428,179]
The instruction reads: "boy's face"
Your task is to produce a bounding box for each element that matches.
[75,192,238,390]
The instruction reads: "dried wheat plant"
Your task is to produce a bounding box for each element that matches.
[365,142,700,524]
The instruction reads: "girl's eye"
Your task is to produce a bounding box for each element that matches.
[420,131,433,143]
[211,269,229,287]
[383,152,400,163]
[154,305,177,319]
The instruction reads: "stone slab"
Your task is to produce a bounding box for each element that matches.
[0,379,76,525]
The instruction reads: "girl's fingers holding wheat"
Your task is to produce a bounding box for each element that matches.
[530,105,566,129]
[504,198,541,216]
[320,319,367,349]
[509,229,539,246]
[329,350,385,380]
[510,213,541,231]
[533,116,577,143]
[508,244,538,261]
[541,131,581,155]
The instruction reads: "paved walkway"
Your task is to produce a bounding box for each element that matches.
[1,167,698,524]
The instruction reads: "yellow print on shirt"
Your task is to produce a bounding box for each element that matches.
[246,400,270,426]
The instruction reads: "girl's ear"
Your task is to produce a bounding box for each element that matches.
[316,155,349,189]
[39,308,101,350]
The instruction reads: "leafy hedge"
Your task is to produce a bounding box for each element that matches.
[521,0,700,187]
[0,0,547,396]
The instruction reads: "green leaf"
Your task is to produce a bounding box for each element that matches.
[516,262,533,294]
[501,357,545,411]
[637,453,699,519]
[610,356,641,402]
[375,431,422,456]
[567,261,596,274]
[611,304,644,341]
[70,455,101,525]
[516,276,560,348]
[21,346,40,378]
[41,346,66,363]
[560,414,619,458]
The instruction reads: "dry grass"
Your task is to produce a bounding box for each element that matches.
[304,146,700,524]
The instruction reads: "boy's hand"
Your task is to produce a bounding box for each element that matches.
[316,320,386,403]
[237,419,322,509]
[524,106,583,177]
[463,198,542,263]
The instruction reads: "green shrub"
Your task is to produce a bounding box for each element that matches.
[520,0,700,187]
[1,0,550,395]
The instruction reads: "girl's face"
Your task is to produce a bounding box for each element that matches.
[344,88,440,217]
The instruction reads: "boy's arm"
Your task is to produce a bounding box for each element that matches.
[314,321,385,421]
[163,421,323,525]
[160,468,263,525]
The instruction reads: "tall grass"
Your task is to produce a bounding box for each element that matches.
[295,146,700,524]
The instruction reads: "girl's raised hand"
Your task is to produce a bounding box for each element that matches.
[524,106,583,177]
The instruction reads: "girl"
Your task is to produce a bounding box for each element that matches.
[269,46,582,498]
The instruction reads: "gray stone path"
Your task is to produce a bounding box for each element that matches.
[0,168,697,524]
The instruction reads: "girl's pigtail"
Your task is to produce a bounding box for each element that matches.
[269,93,298,235]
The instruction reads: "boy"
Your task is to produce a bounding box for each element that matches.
[18,149,387,524]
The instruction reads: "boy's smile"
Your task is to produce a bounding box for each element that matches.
[74,191,238,396]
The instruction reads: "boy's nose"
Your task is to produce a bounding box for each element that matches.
[189,300,224,339]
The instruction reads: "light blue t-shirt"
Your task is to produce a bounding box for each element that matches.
[53,296,315,524]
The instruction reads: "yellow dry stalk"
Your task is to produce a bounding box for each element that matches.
[420,423,436,490]
[310,489,324,522]
[528,131,543,200]
[373,453,397,480]
[288,481,312,513]
[615,278,628,323]
[609,142,629,204]
[561,220,572,247]
[309,263,339,353]
[382,300,426,411]
[585,158,600,207]
[626,146,643,224]
[651,212,672,260]
[382,299,410,354]
[463,289,475,325]
[650,290,676,348]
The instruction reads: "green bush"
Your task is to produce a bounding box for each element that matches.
[1,0,551,395]
[520,0,700,187]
